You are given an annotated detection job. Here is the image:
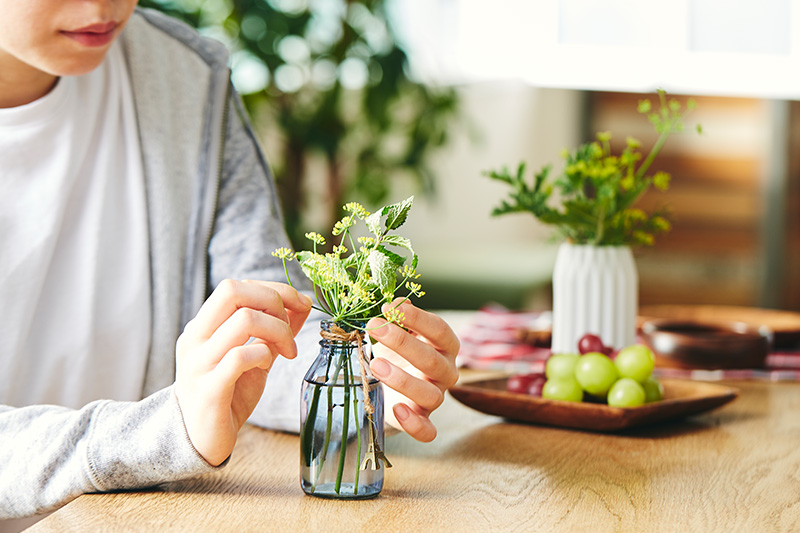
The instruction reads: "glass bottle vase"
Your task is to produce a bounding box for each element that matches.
[300,320,389,499]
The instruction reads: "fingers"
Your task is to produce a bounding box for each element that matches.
[174,279,312,468]
[202,307,298,363]
[365,301,461,443]
[186,279,312,342]
[392,403,437,443]
[178,279,314,375]
[369,351,446,443]
[384,300,461,358]
[370,358,444,412]
[367,310,459,390]
[213,342,276,384]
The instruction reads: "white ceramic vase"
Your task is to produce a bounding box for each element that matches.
[550,243,638,354]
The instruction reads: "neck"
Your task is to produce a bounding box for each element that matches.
[0,55,59,108]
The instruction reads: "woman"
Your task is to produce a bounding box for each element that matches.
[0,1,459,518]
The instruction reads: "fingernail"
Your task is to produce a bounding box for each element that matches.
[371,358,390,378]
[394,404,410,422]
[299,293,313,307]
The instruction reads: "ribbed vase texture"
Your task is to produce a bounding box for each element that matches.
[551,243,638,354]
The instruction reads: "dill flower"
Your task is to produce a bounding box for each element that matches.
[384,306,405,326]
[272,247,295,260]
[344,202,370,218]
[305,232,326,246]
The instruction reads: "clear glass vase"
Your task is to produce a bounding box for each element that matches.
[300,320,389,499]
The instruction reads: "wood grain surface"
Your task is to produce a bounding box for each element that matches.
[30,377,800,532]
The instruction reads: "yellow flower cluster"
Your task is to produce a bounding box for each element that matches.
[384,306,405,326]
[344,202,370,218]
[653,171,671,190]
[633,231,655,246]
[651,216,671,232]
[399,264,420,280]
[405,282,425,297]
[332,219,351,236]
[305,232,325,246]
[272,247,295,260]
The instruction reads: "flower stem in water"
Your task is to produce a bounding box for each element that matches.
[335,353,351,494]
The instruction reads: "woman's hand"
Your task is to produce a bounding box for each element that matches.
[366,301,460,442]
[174,279,312,466]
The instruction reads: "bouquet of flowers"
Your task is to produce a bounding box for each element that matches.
[273,196,423,497]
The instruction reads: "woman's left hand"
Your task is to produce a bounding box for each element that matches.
[366,301,460,442]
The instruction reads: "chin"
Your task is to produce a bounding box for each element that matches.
[37,38,115,77]
[51,54,109,77]
[70,48,112,74]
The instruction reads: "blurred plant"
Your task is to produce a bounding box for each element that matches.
[484,90,701,247]
[139,0,459,248]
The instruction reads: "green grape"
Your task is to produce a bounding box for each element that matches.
[545,353,580,380]
[542,377,584,402]
[607,378,646,407]
[614,344,655,383]
[642,375,665,403]
[574,352,618,397]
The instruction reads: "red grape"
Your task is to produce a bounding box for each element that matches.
[506,373,544,394]
[527,375,547,397]
[578,333,606,354]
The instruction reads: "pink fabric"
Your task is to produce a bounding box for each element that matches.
[457,306,800,381]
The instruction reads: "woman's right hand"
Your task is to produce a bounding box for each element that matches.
[173,279,312,466]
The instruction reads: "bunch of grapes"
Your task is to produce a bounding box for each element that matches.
[506,334,664,407]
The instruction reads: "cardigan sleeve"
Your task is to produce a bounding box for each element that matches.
[0,386,219,519]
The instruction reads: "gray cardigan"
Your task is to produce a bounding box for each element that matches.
[0,9,318,518]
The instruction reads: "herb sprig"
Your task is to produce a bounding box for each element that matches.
[273,196,424,329]
[484,90,701,246]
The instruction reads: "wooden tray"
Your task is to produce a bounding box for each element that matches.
[449,377,738,432]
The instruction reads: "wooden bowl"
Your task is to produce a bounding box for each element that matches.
[640,319,771,370]
[449,377,738,432]
[639,305,800,349]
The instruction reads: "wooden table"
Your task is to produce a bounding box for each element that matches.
[31,375,800,532]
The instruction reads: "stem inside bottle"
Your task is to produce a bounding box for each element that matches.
[300,328,386,499]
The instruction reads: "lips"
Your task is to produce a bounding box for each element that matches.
[61,22,119,47]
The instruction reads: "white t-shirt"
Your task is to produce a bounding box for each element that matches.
[0,42,151,409]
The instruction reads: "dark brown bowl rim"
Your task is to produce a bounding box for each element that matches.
[641,319,773,343]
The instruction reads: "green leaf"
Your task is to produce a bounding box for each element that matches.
[295,250,316,263]
[376,245,406,267]
[295,251,326,288]
[381,235,414,255]
[384,196,414,231]
[365,209,385,235]
[368,247,400,294]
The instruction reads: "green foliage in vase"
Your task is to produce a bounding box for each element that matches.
[273,196,423,329]
[484,90,702,247]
